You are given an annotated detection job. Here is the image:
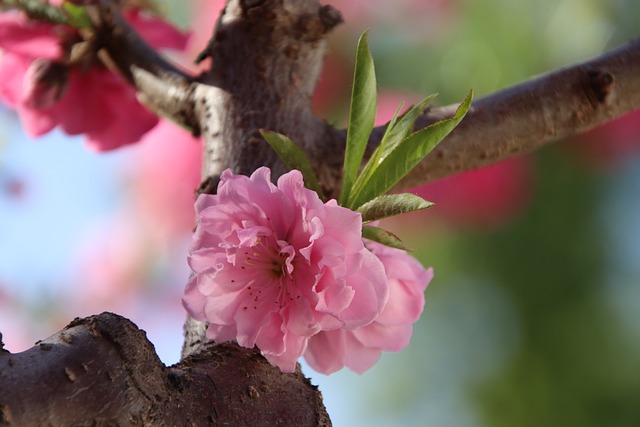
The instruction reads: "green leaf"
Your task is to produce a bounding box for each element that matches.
[375,94,438,163]
[349,89,473,209]
[358,193,434,223]
[351,94,437,205]
[339,30,377,206]
[260,130,326,200]
[63,2,92,28]
[362,226,412,251]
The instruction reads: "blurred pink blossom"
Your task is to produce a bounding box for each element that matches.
[569,109,640,167]
[414,156,533,228]
[72,214,149,313]
[305,242,432,374]
[129,120,202,243]
[0,9,188,150]
[0,289,37,352]
[183,167,388,372]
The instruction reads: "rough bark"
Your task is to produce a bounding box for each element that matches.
[0,313,330,426]
[3,0,640,425]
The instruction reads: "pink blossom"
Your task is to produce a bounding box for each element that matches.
[414,156,533,228]
[0,9,188,150]
[183,167,388,372]
[0,13,61,108]
[569,109,640,168]
[304,242,432,374]
[129,120,203,242]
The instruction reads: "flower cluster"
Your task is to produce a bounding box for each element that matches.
[183,168,431,374]
[0,8,187,150]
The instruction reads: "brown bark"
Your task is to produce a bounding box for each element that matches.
[0,313,330,426]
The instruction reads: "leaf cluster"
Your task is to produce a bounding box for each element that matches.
[263,31,472,250]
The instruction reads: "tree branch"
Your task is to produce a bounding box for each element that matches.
[87,1,200,132]
[387,37,640,191]
[0,313,330,426]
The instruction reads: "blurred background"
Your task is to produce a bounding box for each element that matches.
[1,0,640,425]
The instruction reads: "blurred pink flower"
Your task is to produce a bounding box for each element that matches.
[305,242,432,374]
[414,156,533,228]
[129,120,202,242]
[569,109,640,167]
[0,9,188,150]
[0,289,37,352]
[72,214,149,311]
[183,167,388,372]
[0,13,61,106]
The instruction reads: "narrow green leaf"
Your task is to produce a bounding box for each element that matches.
[358,193,434,223]
[376,94,438,162]
[362,226,412,251]
[260,130,326,200]
[350,89,473,209]
[339,30,377,206]
[63,2,92,28]
[351,94,437,204]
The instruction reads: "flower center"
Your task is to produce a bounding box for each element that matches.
[237,236,301,311]
[243,238,293,279]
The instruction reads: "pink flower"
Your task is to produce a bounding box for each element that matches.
[129,120,203,242]
[304,242,432,374]
[0,13,61,107]
[0,9,188,150]
[183,167,389,372]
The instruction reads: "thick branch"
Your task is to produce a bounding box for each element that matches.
[88,2,200,132]
[182,0,344,358]
[0,313,330,426]
[386,37,640,191]
[193,0,343,188]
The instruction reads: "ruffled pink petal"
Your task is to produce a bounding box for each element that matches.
[263,330,308,373]
[17,103,56,136]
[182,276,206,321]
[314,267,354,316]
[281,284,319,337]
[0,54,29,106]
[344,332,382,374]
[254,311,286,355]
[352,321,413,352]
[304,329,347,375]
[202,287,245,325]
[338,249,388,328]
